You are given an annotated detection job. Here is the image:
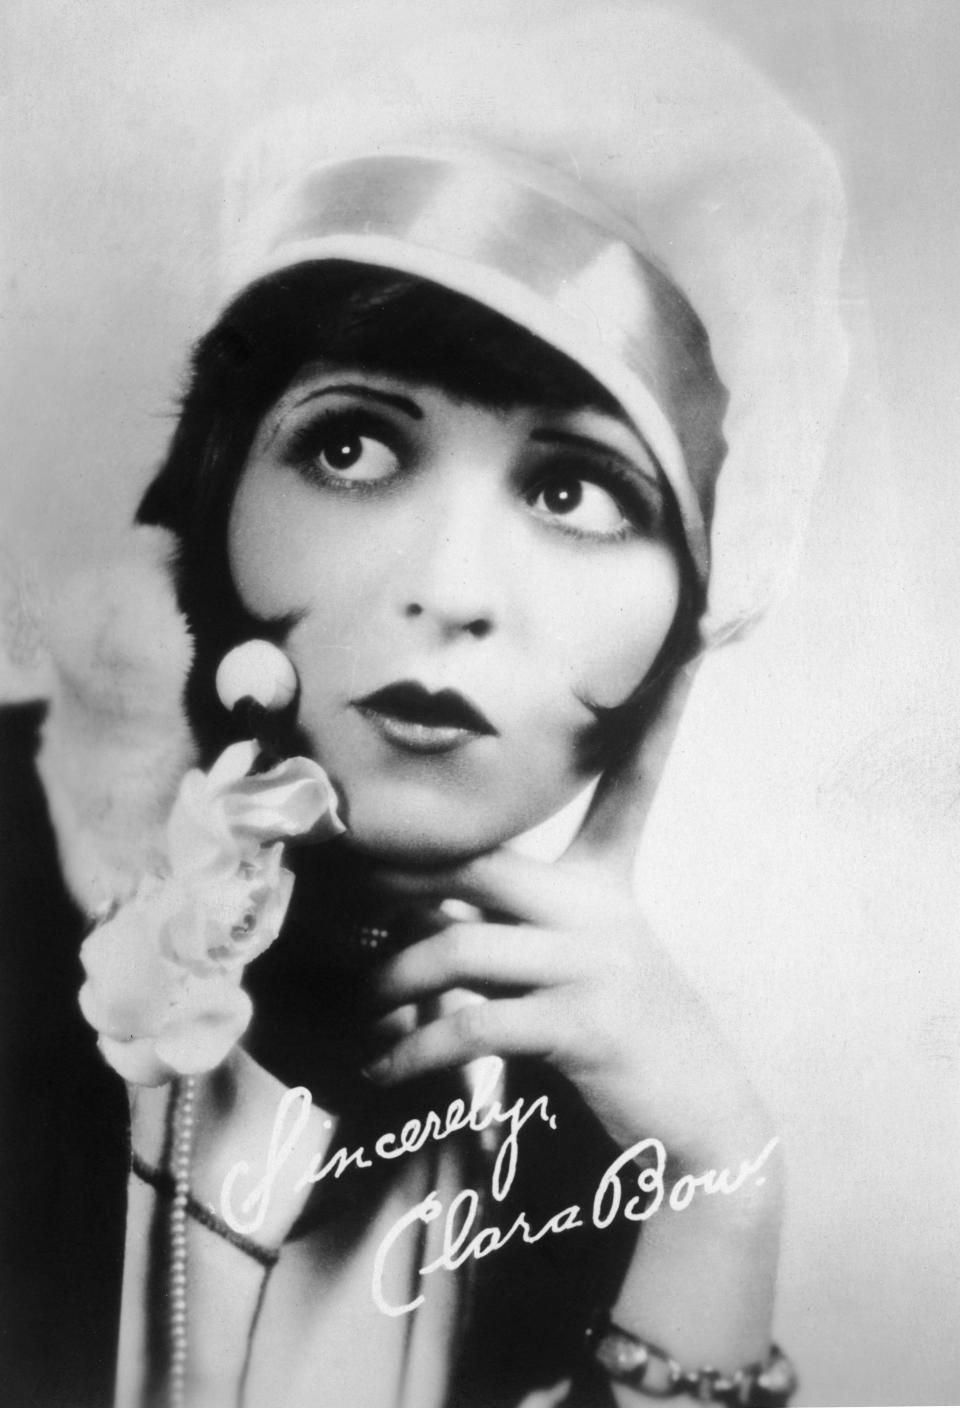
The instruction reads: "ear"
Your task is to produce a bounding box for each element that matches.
[564,659,700,878]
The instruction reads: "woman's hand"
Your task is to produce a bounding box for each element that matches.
[364,666,774,1179]
[365,845,770,1176]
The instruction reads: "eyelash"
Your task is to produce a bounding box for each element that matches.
[281,408,664,539]
[284,410,406,492]
[525,457,663,542]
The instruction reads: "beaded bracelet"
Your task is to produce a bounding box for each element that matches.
[587,1313,798,1406]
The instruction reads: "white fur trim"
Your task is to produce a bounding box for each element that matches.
[0,542,53,701]
[30,527,196,915]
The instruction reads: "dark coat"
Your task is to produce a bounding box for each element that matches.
[0,704,626,1407]
[0,704,128,1408]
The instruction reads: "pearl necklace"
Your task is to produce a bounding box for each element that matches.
[161,924,387,1404]
[169,1075,197,1408]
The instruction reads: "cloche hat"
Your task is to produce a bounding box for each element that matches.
[214,5,847,646]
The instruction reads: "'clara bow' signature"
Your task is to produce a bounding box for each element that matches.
[219,1063,779,1317]
[372,1130,780,1316]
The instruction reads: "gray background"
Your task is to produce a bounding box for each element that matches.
[3,3,959,1403]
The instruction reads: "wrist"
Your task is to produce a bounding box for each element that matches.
[609,1136,783,1375]
[674,1089,782,1183]
[655,1109,785,1237]
[588,1316,798,1408]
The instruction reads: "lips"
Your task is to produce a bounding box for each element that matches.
[353,681,496,754]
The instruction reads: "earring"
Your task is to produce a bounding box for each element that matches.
[215,640,298,713]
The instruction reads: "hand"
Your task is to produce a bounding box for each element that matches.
[365,666,774,1174]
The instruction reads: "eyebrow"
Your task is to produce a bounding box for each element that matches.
[530,428,660,488]
[292,383,424,419]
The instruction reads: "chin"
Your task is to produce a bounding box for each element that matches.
[335,779,536,865]
[347,829,488,865]
[343,808,503,865]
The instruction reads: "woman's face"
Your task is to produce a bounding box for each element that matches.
[228,363,681,861]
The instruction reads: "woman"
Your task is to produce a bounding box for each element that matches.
[0,11,845,1407]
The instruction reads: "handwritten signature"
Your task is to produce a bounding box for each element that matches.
[372,1133,780,1316]
[221,1057,554,1235]
[219,1067,779,1317]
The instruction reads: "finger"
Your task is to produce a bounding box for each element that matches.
[366,1003,420,1042]
[362,1002,422,1064]
[567,659,700,876]
[370,922,584,1011]
[362,993,563,1084]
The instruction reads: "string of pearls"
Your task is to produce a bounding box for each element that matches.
[165,645,289,1405]
[169,1075,197,1408]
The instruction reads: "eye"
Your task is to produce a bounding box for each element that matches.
[527,474,629,538]
[313,424,400,483]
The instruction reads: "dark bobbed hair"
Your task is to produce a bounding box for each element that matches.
[138,261,707,773]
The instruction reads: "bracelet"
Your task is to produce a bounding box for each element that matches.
[586,1313,798,1406]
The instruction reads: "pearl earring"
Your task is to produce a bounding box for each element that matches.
[215,640,298,713]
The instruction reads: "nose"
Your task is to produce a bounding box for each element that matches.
[394,484,505,642]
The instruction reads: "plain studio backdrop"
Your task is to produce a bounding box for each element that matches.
[2,3,958,1405]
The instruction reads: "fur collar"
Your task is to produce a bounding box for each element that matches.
[2,527,196,916]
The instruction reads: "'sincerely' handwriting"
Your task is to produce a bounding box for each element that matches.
[220,1058,555,1236]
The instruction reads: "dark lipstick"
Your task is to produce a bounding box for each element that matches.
[353,682,496,753]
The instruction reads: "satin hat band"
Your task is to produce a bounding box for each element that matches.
[219,148,729,584]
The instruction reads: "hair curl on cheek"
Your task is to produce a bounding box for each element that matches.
[137,262,706,773]
[575,545,703,775]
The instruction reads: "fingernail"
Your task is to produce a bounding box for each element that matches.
[361,1055,391,1083]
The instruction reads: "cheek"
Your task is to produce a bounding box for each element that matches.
[536,547,681,709]
[229,470,367,628]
